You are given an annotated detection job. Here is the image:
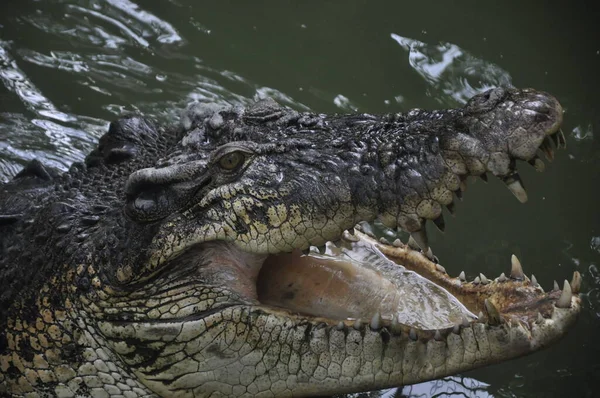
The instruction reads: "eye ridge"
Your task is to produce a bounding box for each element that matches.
[218,151,246,171]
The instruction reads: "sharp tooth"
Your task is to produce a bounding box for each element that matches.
[480,273,489,284]
[410,229,429,251]
[342,230,359,242]
[390,315,401,334]
[478,311,484,320]
[540,137,555,161]
[425,247,435,261]
[510,254,525,280]
[446,202,456,215]
[484,299,502,325]
[370,313,381,330]
[392,238,403,247]
[553,280,560,291]
[459,271,466,281]
[379,237,390,245]
[528,156,546,172]
[531,274,539,287]
[557,129,567,148]
[537,312,545,324]
[452,323,460,334]
[473,276,481,284]
[409,328,417,341]
[479,173,488,182]
[433,214,445,232]
[353,318,362,330]
[497,272,507,282]
[556,280,573,308]
[462,315,470,327]
[503,173,528,203]
[571,271,582,294]
[336,321,345,330]
[434,330,443,341]
[435,263,446,274]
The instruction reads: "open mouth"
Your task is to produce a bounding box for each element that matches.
[257,231,477,330]
[252,226,580,334]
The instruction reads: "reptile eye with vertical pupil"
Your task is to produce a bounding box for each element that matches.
[218,151,245,171]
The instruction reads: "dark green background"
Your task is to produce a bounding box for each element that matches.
[1,1,598,396]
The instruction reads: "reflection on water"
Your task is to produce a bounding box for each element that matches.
[0,1,598,397]
[390,33,512,106]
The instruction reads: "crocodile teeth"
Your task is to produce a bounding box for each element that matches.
[390,315,401,334]
[425,247,436,261]
[528,156,546,172]
[510,254,525,280]
[392,238,403,247]
[553,280,560,291]
[484,299,502,325]
[433,214,445,232]
[379,237,390,245]
[353,318,362,330]
[434,330,443,341]
[435,263,446,274]
[473,276,480,284]
[556,280,573,308]
[536,312,545,324]
[462,315,470,327]
[452,323,460,334]
[458,271,466,281]
[503,173,528,203]
[409,328,418,341]
[540,137,555,161]
[410,229,429,251]
[336,321,345,330]
[557,129,567,148]
[480,273,489,284]
[342,230,359,242]
[497,272,507,282]
[531,274,539,287]
[571,271,582,294]
[370,313,381,330]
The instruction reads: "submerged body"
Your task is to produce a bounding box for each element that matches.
[0,88,580,397]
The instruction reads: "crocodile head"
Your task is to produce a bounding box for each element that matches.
[97,88,579,396]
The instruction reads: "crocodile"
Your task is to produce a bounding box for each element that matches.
[0,87,581,397]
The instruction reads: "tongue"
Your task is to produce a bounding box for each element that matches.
[257,241,476,329]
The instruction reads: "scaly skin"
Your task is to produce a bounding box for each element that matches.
[0,88,580,397]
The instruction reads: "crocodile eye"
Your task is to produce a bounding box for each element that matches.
[218,151,245,171]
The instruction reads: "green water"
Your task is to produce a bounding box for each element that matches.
[1,1,598,397]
